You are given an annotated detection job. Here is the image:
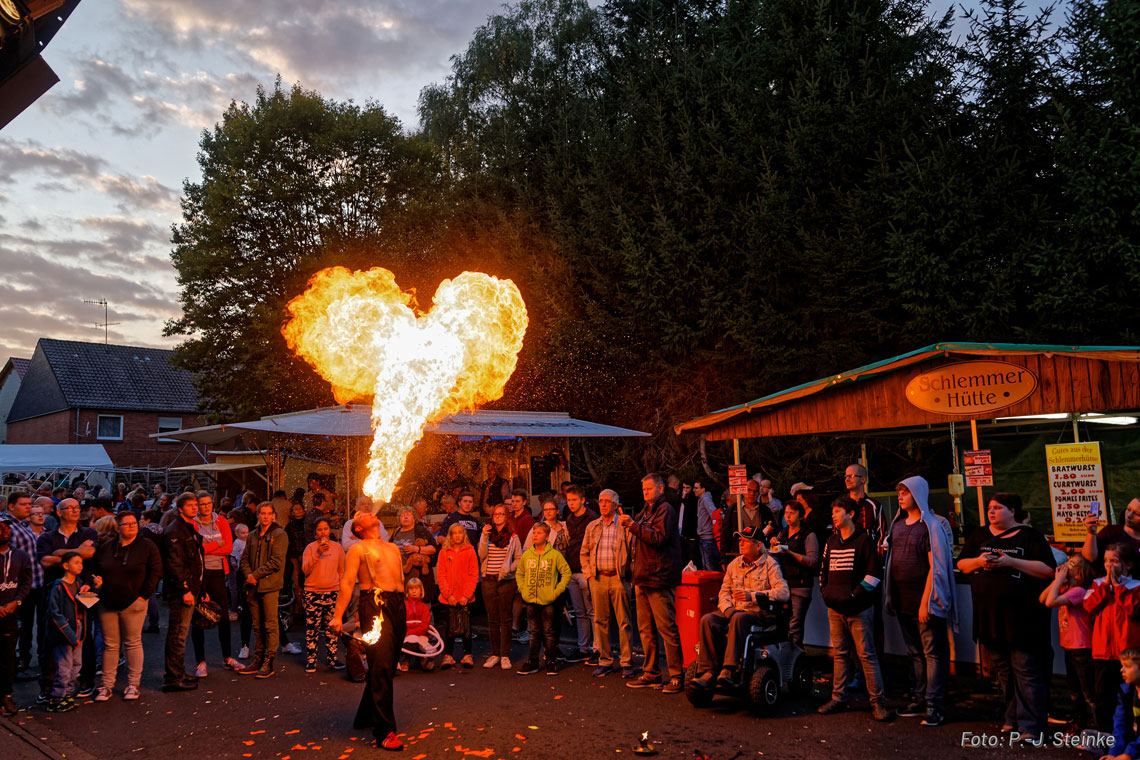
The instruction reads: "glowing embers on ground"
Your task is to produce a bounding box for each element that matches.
[361,609,385,645]
[282,266,528,503]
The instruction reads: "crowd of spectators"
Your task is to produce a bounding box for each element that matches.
[2,468,1138,758]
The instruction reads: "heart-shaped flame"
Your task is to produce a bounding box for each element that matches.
[283,266,528,502]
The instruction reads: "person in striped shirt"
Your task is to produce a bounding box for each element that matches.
[818,495,889,721]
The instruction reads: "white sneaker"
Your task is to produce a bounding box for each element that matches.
[195,662,207,678]
[483,656,500,669]
[238,646,250,660]
[500,657,512,670]
[123,686,140,701]
[94,687,112,702]
[285,643,303,655]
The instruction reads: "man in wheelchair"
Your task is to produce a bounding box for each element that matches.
[692,526,790,689]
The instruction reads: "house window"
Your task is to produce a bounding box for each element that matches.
[96,415,123,441]
[157,416,183,443]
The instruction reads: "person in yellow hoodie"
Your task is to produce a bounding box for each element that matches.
[515,522,570,675]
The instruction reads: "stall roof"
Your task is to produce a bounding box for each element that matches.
[675,342,1140,437]
[169,462,266,473]
[154,406,649,445]
[0,444,114,471]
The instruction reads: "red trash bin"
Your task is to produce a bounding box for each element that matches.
[676,570,724,667]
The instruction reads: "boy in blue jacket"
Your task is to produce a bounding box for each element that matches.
[1107,648,1140,760]
[46,551,92,712]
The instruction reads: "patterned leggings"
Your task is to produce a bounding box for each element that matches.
[302,590,338,667]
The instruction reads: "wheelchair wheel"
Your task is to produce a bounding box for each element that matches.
[790,656,813,698]
[684,661,712,708]
[749,665,779,713]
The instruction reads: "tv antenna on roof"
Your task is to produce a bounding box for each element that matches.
[83,299,121,344]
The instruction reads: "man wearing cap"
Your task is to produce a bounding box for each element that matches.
[581,489,635,678]
[691,526,789,690]
[719,478,776,565]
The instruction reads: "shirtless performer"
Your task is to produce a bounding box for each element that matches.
[330,512,407,752]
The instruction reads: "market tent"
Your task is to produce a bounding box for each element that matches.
[155,406,649,444]
[0,444,113,471]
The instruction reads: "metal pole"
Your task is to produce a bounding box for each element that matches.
[970,418,984,527]
[1072,415,1080,443]
[860,442,868,490]
[734,438,742,533]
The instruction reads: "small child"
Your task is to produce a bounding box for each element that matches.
[46,552,90,712]
[399,578,434,672]
[1042,555,1096,729]
[1106,648,1140,760]
[1084,543,1140,731]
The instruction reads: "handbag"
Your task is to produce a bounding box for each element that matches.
[192,598,223,629]
[448,604,470,638]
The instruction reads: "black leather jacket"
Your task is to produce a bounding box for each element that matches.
[161,517,204,600]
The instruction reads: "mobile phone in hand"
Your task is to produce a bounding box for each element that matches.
[1090,502,1100,519]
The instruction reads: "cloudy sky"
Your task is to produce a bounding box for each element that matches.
[0,0,1058,364]
[0,0,515,362]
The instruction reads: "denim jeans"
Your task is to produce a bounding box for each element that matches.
[896,612,950,709]
[51,643,81,698]
[699,539,721,573]
[191,568,232,662]
[566,573,594,651]
[788,590,812,650]
[697,610,761,673]
[163,600,195,684]
[526,602,558,663]
[1093,657,1122,731]
[986,642,1050,735]
[827,606,885,703]
[1064,648,1095,728]
[482,577,517,658]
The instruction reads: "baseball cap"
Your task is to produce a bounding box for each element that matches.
[734,526,763,542]
[789,482,814,496]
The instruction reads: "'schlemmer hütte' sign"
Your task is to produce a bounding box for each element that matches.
[904,360,1038,415]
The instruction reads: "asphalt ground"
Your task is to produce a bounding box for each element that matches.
[0,616,1100,760]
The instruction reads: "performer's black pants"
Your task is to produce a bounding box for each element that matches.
[354,590,407,740]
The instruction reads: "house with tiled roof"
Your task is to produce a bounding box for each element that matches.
[0,357,30,443]
[6,339,206,469]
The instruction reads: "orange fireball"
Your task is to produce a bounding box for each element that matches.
[283,266,528,502]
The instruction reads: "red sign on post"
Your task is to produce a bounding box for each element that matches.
[728,464,749,495]
[964,450,993,487]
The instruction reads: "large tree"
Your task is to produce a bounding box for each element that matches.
[167,82,447,420]
[420,0,962,470]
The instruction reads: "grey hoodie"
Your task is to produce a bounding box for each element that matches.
[883,476,958,630]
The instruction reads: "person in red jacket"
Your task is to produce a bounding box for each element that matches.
[1084,543,1140,731]
[436,523,478,668]
[399,578,435,672]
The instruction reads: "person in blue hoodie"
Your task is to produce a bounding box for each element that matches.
[883,476,957,728]
[1106,648,1140,760]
